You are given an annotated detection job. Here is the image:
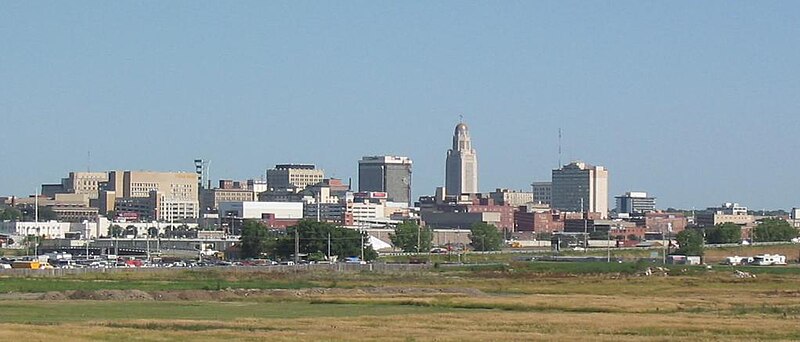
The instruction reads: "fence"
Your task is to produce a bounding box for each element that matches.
[0,262,431,278]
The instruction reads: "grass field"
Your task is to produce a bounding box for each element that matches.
[2,260,800,341]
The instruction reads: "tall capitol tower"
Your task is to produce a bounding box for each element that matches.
[445,121,478,195]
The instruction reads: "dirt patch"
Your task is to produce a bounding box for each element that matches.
[67,289,154,301]
[0,292,44,300]
[40,291,68,300]
[17,287,485,302]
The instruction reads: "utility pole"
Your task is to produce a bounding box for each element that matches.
[327,232,331,259]
[156,221,161,256]
[607,224,613,263]
[146,232,151,263]
[417,224,421,253]
[294,228,299,264]
[664,222,672,265]
[316,193,321,222]
[360,230,365,261]
[34,188,39,223]
[581,198,587,253]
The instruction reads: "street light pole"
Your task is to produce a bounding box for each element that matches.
[607,225,612,263]
[664,222,672,265]
[417,224,421,253]
[581,198,587,253]
[294,228,299,264]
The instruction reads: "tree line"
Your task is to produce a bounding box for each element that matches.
[239,219,378,261]
[674,218,798,256]
[239,219,506,260]
[388,221,503,253]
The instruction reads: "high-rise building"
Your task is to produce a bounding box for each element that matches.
[615,192,656,215]
[445,122,478,195]
[266,164,324,191]
[551,161,609,218]
[358,156,412,205]
[531,181,552,205]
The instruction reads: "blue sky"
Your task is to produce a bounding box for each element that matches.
[1,2,798,209]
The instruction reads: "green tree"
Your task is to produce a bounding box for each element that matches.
[469,222,503,251]
[675,229,704,256]
[239,220,277,259]
[389,221,432,252]
[109,225,123,238]
[705,222,742,244]
[276,220,377,261]
[21,206,58,221]
[590,230,609,240]
[36,206,58,221]
[0,207,23,221]
[752,218,798,242]
[124,225,137,237]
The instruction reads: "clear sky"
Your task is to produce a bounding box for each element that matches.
[1,2,798,210]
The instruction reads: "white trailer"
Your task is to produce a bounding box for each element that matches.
[751,254,787,266]
[723,256,747,266]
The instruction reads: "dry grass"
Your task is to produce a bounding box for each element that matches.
[1,309,799,341]
[3,265,800,340]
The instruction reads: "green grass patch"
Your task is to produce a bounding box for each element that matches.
[0,277,318,293]
[102,321,282,332]
[0,300,455,323]
[309,297,619,314]
[507,261,650,275]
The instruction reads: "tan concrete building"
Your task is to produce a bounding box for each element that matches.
[105,171,199,221]
[267,164,324,191]
[200,188,256,213]
[41,172,109,200]
[551,161,609,218]
[696,203,755,227]
[114,171,198,199]
[63,172,108,199]
[488,188,534,207]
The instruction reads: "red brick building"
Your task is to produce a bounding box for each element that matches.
[645,212,687,234]
[514,209,565,233]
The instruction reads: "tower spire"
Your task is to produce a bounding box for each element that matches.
[445,120,478,195]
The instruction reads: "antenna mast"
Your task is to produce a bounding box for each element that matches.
[558,128,562,167]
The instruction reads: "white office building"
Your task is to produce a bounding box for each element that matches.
[218,201,303,219]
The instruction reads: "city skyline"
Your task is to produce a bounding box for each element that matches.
[2,3,799,209]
